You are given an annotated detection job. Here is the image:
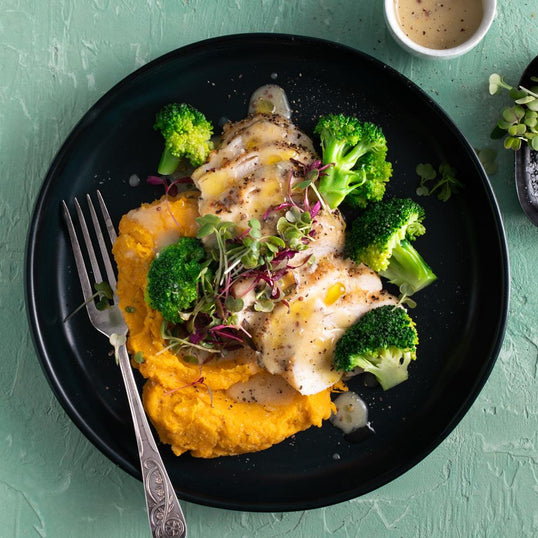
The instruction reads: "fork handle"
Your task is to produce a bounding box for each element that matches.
[117,344,188,538]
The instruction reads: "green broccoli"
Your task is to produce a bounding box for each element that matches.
[345,197,436,296]
[313,113,392,209]
[145,237,207,323]
[153,103,214,175]
[333,305,418,390]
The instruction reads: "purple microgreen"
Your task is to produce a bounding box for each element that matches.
[159,321,219,355]
[156,160,322,356]
[271,248,297,264]
[307,180,331,213]
[290,158,333,213]
[263,202,293,221]
[287,253,313,270]
[164,370,214,407]
[208,324,245,344]
[235,227,252,241]
[188,327,205,345]
[147,175,194,196]
[310,200,321,218]
[147,175,165,186]
[166,177,194,196]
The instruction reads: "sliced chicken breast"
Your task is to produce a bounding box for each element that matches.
[190,112,398,395]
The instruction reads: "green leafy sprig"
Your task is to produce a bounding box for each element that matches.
[474,147,498,176]
[158,201,318,360]
[489,73,538,151]
[416,162,463,202]
[276,207,313,251]
[152,161,328,359]
[196,215,288,285]
[63,281,114,322]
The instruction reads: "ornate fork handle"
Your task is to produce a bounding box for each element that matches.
[117,344,187,538]
[62,193,187,536]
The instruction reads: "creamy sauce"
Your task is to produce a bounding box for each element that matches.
[330,392,369,434]
[394,0,484,50]
[248,84,292,118]
[226,372,297,406]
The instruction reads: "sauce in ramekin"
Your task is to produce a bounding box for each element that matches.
[394,0,484,50]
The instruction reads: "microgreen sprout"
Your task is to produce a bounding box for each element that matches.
[196,209,312,317]
[415,163,437,197]
[147,159,326,358]
[94,281,114,309]
[416,162,463,201]
[109,332,126,365]
[147,175,194,196]
[63,281,114,322]
[159,321,220,356]
[489,73,538,151]
[164,366,214,406]
[397,292,417,310]
[291,159,333,213]
[276,208,313,251]
[474,147,498,176]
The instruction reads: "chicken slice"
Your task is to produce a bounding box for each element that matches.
[249,255,397,395]
[193,114,315,181]
[219,113,315,153]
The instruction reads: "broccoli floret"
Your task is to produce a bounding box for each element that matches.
[345,152,393,208]
[333,305,418,390]
[145,237,207,323]
[153,103,214,175]
[345,197,437,295]
[313,114,392,209]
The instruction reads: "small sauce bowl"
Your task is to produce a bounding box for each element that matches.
[384,0,497,60]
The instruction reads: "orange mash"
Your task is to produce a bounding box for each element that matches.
[112,193,334,458]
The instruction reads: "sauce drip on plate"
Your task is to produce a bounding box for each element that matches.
[227,373,297,406]
[330,391,369,434]
[248,84,292,118]
[394,0,484,50]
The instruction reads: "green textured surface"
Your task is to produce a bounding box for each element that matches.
[2,1,538,536]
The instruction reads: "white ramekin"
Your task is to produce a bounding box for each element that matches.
[384,0,497,60]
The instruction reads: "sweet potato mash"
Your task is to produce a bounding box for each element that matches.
[113,193,335,458]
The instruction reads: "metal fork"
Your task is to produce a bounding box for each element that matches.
[62,191,187,538]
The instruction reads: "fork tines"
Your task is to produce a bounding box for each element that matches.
[62,191,119,320]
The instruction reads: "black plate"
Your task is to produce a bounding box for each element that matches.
[25,34,509,511]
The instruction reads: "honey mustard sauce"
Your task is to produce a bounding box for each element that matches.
[330,391,369,434]
[248,84,292,118]
[394,0,483,50]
